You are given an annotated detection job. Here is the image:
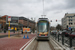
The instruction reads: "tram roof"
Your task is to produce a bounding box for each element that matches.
[39,18,48,19]
[38,18,48,21]
[37,18,49,22]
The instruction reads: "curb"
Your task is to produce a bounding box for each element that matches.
[50,36,70,50]
[20,36,36,50]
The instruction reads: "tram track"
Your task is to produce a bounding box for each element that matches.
[34,40,54,50]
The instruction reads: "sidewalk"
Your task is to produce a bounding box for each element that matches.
[0,31,20,36]
[0,34,36,50]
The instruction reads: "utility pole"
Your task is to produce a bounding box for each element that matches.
[41,0,46,18]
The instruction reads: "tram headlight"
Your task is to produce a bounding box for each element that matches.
[45,35,47,36]
[39,34,41,36]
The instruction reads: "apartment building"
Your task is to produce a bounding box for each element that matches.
[62,13,75,31]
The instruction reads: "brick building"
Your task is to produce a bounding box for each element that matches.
[19,17,35,30]
[0,15,35,31]
[0,15,7,29]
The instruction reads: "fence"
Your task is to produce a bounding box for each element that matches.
[50,32,75,48]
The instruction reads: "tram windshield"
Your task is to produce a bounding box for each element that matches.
[38,22,48,32]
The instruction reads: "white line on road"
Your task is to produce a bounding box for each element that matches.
[20,36,36,50]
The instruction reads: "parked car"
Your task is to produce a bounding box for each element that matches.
[58,31,62,35]
[69,32,75,38]
[51,30,58,35]
[62,30,72,37]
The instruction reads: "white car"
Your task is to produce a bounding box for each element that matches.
[58,31,62,35]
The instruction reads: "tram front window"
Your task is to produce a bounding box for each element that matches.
[38,23,48,32]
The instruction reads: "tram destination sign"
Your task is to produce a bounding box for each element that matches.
[39,21,47,22]
[6,16,19,25]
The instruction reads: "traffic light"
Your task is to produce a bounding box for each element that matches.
[51,20,52,22]
[56,19,57,22]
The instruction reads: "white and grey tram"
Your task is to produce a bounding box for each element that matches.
[36,18,50,40]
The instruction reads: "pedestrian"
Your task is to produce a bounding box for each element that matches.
[14,29,15,33]
[4,29,6,33]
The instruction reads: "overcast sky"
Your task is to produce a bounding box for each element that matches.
[0,0,75,27]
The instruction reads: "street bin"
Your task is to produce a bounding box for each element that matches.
[4,29,6,33]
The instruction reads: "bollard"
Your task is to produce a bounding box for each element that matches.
[55,33,57,40]
[55,34,56,40]
[62,32,65,45]
[58,34,59,42]
[69,36,72,48]
[23,30,27,39]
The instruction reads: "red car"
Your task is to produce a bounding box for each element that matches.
[69,32,75,38]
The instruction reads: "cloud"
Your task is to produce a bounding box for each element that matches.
[0,0,75,27]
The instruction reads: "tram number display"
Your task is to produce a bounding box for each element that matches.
[39,21,47,22]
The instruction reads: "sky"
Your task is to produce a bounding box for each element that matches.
[0,0,75,27]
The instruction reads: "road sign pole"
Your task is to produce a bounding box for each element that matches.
[8,21,10,38]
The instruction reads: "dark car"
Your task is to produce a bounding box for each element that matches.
[62,30,72,37]
[69,32,75,38]
[65,31,72,37]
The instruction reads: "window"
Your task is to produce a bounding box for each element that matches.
[71,23,73,25]
[71,17,72,18]
[69,23,70,25]
[69,23,73,25]
[68,19,72,21]
[71,19,72,21]
[69,19,70,21]
[68,17,70,18]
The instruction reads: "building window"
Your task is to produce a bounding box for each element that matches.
[71,23,73,25]
[69,23,73,25]
[68,17,70,18]
[71,19,72,21]
[68,19,72,21]
[69,23,70,25]
[69,19,70,21]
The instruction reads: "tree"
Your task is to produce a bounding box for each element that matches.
[56,24,62,30]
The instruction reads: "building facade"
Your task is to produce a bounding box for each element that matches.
[0,15,35,31]
[19,17,35,30]
[0,15,6,29]
[62,13,75,31]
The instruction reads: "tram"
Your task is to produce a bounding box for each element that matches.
[36,18,50,40]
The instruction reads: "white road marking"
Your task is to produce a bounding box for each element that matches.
[20,36,36,50]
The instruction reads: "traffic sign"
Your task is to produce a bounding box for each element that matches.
[69,27,71,30]
[8,27,10,29]
[8,16,11,21]
[6,16,19,25]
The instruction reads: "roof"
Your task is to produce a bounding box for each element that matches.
[19,17,28,21]
[65,13,75,17]
[37,18,49,22]
[19,17,35,23]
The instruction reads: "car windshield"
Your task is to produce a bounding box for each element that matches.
[52,30,57,32]
[71,32,75,35]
